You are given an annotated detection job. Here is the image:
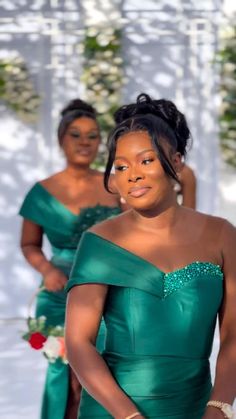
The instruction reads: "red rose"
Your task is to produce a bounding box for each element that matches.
[28,332,47,350]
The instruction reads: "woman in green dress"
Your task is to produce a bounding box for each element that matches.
[65,94,236,419]
[19,99,121,419]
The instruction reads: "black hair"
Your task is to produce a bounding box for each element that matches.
[104,93,191,191]
[57,99,98,145]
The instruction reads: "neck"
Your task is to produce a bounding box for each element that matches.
[64,164,93,181]
[131,197,182,232]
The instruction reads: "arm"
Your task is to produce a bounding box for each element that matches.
[180,164,196,209]
[65,284,144,419]
[20,219,67,291]
[203,221,236,419]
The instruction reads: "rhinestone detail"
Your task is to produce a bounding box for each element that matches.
[163,261,223,298]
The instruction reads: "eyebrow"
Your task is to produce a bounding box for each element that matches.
[115,148,155,160]
[68,127,99,133]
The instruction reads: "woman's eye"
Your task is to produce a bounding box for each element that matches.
[69,132,99,140]
[142,158,154,165]
[115,165,128,172]
[70,132,80,138]
[88,133,99,140]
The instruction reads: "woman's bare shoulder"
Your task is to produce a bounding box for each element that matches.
[39,171,64,188]
[190,208,227,224]
[88,210,131,241]
[181,163,195,177]
[188,209,235,238]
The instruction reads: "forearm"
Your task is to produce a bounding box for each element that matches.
[67,341,139,418]
[210,338,236,403]
[21,245,54,276]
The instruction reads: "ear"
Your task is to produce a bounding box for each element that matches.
[171,152,183,174]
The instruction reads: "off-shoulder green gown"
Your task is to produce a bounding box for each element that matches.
[19,183,121,419]
[67,231,223,419]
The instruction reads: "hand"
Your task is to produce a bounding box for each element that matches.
[43,267,67,291]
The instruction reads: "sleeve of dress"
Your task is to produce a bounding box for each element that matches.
[19,183,46,226]
[66,231,164,298]
[66,231,121,292]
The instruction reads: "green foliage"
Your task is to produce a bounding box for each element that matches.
[0,56,40,123]
[80,27,125,166]
[22,316,64,341]
[218,26,236,167]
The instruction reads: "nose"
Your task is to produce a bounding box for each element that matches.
[128,173,143,183]
[79,135,90,146]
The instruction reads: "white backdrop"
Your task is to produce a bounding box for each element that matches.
[0,1,236,418]
[0,0,226,317]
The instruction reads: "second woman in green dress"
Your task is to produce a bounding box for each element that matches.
[19,99,121,419]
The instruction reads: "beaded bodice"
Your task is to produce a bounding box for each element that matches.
[163,261,223,298]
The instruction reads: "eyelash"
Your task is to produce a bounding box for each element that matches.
[115,158,154,171]
[142,158,154,165]
[115,165,127,172]
[70,133,99,140]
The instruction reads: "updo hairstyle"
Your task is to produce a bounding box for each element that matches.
[57,99,98,145]
[104,93,191,192]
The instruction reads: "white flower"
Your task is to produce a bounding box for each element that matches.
[103,50,113,58]
[98,62,110,72]
[96,34,110,47]
[86,27,99,37]
[113,57,123,65]
[54,325,63,333]
[42,336,60,360]
[38,316,46,321]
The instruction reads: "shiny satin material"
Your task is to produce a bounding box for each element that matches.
[67,232,223,419]
[19,183,121,419]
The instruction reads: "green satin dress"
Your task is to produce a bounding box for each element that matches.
[19,183,121,419]
[67,231,224,419]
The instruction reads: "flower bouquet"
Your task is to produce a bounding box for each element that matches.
[22,287,67,364]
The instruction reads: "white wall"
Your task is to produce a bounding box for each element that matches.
[0,0,235,317]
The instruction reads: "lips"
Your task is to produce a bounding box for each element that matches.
[76,149,91,156]
[128,186,151,198]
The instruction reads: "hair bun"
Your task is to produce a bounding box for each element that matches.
[114,93,191,155]
[152,99,190,155]
[114,93,155,124]
[61,99,96,118]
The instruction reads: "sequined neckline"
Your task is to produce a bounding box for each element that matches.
[163,262,223,297]
[36,182,120,217]
[86,232,223,277]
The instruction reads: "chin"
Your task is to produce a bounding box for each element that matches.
[73,156,93,166]
[127,197,155,211]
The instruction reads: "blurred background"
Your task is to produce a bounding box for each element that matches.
[0,1,235,417]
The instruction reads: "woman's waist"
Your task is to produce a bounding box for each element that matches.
[103,351,211,395]
[50,250,76,274]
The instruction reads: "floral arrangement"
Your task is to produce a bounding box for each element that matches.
[217,22,236,167]
[0,55,40,123]
[80,26,126,166]
[22,316,67,364]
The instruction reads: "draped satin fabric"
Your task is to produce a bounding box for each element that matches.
[67,232,223,419]
[19,183,121,419]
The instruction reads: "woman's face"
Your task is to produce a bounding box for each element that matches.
[114,131,181,212]
[61,117,100,166]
